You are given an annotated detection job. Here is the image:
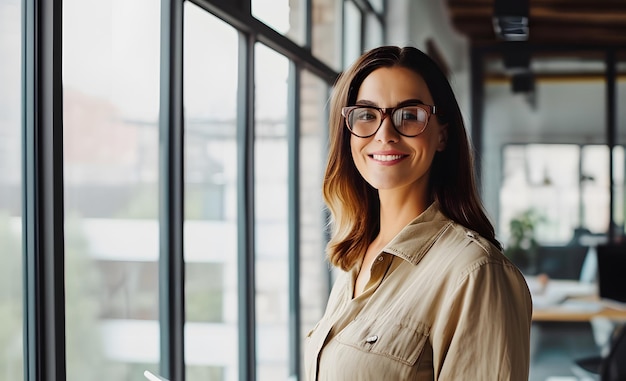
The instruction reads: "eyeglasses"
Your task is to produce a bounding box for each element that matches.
[341,103,437,138]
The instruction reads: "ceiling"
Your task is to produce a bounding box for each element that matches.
[444,0,626,77]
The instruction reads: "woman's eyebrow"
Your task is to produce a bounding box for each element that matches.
[396,98,427,107]
[354,98,426,107]
[354,99,377,106]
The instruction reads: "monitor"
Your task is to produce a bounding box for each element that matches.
[596,244,626,304]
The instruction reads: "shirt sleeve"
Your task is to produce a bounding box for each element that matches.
[430,260,533,380]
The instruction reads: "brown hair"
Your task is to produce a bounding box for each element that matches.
[322,46,501,271]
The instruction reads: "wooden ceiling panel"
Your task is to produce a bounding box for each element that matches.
[446,0,626,46]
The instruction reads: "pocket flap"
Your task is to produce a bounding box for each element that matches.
[335,318,430,366]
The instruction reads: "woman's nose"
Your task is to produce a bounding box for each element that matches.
[375,115,400,143]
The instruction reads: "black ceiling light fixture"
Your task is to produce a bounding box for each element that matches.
[511,71,534,93]
[503,42,530,73]
[493,0,529,41]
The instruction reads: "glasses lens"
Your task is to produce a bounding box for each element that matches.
[348,107,380,136]
[392,106,428,136]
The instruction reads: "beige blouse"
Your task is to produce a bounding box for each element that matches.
[304,203,532,380]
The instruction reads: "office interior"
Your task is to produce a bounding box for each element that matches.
[2,0,625,380]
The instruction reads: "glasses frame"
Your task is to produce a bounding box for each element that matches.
[341,103,438,138]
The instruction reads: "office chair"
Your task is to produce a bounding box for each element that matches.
[599,325,626,381]
[574,325,626,381]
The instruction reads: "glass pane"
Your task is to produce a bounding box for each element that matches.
[364,13,383,51]
[183,4,239,380]
[616,51,626,236]
[299,70,330,356]
[252,0,304,45]
[500,144,581,248]
[343,1,362,69]
[63,0,161,379]
[312,0,341,71]
[369,0,384,13]
[581,145,610,233]
[613,146,624,234]
[0,0,23,378]
[254,43,290,381]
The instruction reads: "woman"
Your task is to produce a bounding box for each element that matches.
[304,46,532,380]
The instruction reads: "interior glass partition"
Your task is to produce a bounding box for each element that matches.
[183,4,240,380]
[484,52,609,278]
[615,51,626,236]
[0,0,23,379]
[63,0,161,378]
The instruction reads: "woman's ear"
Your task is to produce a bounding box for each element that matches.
[436,124,448,152]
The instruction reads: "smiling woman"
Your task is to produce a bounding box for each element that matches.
[304,46,533,381]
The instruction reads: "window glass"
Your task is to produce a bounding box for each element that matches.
[364,12,383,51]
[254,43,290,380]
[183,4,239,380]
[343,1,362,69]
[500,144,581,246]
[252,0,305,45]
[615,52,626,234]
[581,145,610,233]
[299,70,330,352]
[63,0,161,378]
[614,146,625,235]
[0,0,23,378]
[312,0,341,71]
[369,0,384,13]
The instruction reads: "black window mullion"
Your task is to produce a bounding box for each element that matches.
[22,0,66,380]
[606,48,617,243]
[159,0,186,380]
[237,32,257,381]
[287,62,302,379]
[303,0,312,49]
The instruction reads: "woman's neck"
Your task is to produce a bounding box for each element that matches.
[376,189,430,244]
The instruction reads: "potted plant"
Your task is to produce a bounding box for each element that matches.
[504,208,544,274]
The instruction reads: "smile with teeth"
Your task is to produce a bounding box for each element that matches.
[371,154,405,162]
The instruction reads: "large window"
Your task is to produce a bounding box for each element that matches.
[0,0,23,379]
[13,0,387,380]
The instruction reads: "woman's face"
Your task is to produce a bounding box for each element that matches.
[350,66,447,194]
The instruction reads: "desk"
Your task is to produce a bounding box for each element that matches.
[533,299,626,322]
[527,277,626,378]
[527,277,626,322]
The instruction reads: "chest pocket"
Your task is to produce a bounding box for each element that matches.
[335,318,430,366]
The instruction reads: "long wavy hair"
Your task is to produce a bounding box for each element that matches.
[323,45,501,271]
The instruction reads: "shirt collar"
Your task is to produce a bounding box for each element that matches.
[383,201,453,266]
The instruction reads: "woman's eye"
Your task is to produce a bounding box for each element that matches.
[400,107,426,122]
[355,109,377,121]
[401,110,418,120]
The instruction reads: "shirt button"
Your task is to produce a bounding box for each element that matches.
[365,335,378,343]
[466,231,475,238]
[377,255,384,262]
